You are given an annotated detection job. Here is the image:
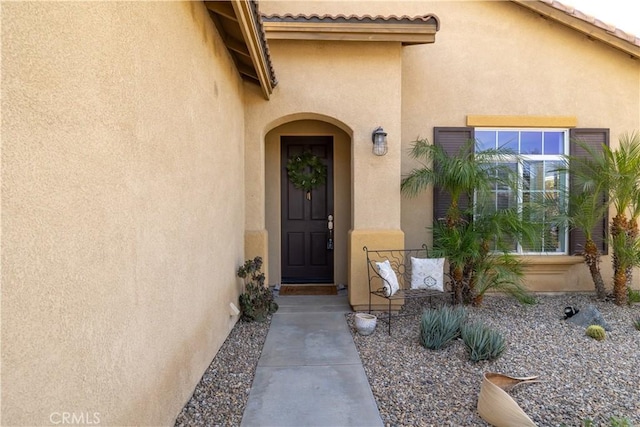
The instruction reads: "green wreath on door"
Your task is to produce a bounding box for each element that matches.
[286,151,327,193]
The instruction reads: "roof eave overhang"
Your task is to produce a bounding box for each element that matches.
[205,0,276,99]
[231,1,275,98]
[510,0,640,60]
[262,18,439,46]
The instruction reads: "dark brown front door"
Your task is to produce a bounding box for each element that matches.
[281,136,334,283]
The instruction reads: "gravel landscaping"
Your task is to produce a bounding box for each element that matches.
[174,318,271,427]
[351,294,640,426]
[175,294,640,426]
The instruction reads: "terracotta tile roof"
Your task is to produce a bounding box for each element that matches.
[264,4,639,55]
[250,1,278,87]
[536,0,639,47]
[262,13,440,31]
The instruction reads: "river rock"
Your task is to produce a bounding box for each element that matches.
[566,304,612,331]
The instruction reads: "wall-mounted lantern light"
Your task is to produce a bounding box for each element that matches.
[372,126,388,156]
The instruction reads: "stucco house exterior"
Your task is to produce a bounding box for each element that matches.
[2,0,639,425]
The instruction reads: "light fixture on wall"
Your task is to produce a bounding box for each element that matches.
[372,126,388,156]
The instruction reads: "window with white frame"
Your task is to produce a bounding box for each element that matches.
[475,129,569,254]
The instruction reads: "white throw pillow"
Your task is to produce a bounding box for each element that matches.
[411,257,445,292]
[375,259,400,297]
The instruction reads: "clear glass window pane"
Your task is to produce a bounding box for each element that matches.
[476,192,496,214]
[544,131,564,154]
[555,224,566,252]
[522,192,544,222]
[474,128,568,255]
[496,163,517,190]
[476,131,496,152]
[544,161,565,191]
[521,131,542,154]
[523,161,544,191]
[498,131,518,151]
[543,224,562,252]
[496,191,515,210]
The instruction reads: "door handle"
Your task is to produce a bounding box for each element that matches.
[327,214,334,250]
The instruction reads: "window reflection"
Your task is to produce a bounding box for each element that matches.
[475,129,567,254]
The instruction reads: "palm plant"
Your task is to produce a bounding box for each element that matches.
[559,148,608,299]
[568,131,640,305]
[607,133,640,302]
[402,138,534,305]
[401,139,513,228]
[610,230,640,303]
[473,254,534,305]
[566,190,609,299]
[431,208,536,305]
[621,132,640,293]
[606,133,640,305]
[469,208,536,305]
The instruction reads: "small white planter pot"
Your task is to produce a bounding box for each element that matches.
[354,313,377,336]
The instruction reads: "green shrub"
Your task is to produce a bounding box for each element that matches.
[237,257,278,322]
[585,325,606,341]
[419,306,467,350]
[628,288,640,304]
[460,322,505,362]
[633,317,640,331]
[608,417,632,427]
[580,417,631,427]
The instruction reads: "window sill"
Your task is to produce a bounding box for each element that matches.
[521,255,584,265]
[520,255,584,274]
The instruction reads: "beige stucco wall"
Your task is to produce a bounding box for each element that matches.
[244,38,405,305]
[261,0,640,293]
[264,120,351,286]
[245,40,403,230]
[398,0,640,291]
[2,2,246,425]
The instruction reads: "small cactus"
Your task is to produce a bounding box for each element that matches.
[585,325,606,341]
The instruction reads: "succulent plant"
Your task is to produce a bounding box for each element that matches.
[419,305,467,350]
[608,416,632,427]
[460,322,506,362]
[585,324,606,341]
[237,257,278,322]
[628,288,640,304]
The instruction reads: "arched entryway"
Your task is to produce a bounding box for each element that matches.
[265,118,352,287]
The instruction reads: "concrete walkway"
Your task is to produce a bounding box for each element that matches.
[240,295,383,427]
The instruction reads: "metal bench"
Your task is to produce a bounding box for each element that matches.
[364,246,454,335]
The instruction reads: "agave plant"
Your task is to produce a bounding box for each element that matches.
[461,322,506,362]
[419,305,467,350]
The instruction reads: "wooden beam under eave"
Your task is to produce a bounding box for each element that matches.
[238,63,259,81]
[204,1,238,22]
[225,36,251,58]
[231,0,274,99]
